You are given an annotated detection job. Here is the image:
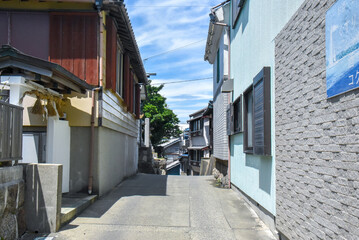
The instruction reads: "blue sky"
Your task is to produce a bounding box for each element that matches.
[126,0,224,127]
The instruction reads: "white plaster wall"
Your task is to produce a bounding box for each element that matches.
[46,118,70,193]
[97,126,137,196]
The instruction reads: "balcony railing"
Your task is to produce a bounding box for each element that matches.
[0,101,23,162]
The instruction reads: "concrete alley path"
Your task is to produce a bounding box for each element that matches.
[29,174,275,240]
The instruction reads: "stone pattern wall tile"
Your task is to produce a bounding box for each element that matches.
[275,0,359,239]
[0,166,25,240]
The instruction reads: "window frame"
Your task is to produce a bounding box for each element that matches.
[233,94,243,134]
[243,85,254,153]
[243,67,271,156]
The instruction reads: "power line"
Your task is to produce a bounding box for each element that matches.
[143,39,205,61]
[151,77,213,85]
[126,5,213,8]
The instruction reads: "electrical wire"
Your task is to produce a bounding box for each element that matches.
[126,5,213,8]
[151,77,213,85]
[143,39,205,61]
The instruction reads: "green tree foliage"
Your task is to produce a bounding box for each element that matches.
[143,82,181,146]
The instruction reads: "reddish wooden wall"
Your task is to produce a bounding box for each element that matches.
[0,12,49,60]
[123,54,130,107]
[135,84,140,118]
[106,16,117,92]
[49,13,98,85]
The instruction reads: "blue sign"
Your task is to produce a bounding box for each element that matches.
[326,0,359,98]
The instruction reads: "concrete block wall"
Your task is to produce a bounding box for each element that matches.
[0,166,25,240]
[275,0,359,239]
[25,164,62,233]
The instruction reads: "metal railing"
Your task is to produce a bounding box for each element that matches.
[0,101,23,162]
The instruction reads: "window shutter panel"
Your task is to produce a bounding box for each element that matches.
[226,104,231,135]
[123,54,130,107]
[226,103,234,135]
[253,67,271,155]
[230,103,234,135]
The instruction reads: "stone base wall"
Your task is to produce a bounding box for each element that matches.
[0,165,25,240]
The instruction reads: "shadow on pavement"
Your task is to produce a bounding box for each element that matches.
[78,174,168,218]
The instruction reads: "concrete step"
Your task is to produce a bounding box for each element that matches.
[60,194,98,227]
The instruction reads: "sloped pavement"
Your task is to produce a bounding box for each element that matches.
[23,174,275,240]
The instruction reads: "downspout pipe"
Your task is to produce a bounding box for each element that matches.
[89,2,104,195]
[227,26,231,188]
[89,87,101,195]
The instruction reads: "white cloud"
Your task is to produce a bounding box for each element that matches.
[126,0,223,123]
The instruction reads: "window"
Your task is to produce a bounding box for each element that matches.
[233,95,242,133]
[190,118,203,133]
[116,43,123,96]
[0,90,9,103]
[243,86,253,153]
[227,95,242,135]
[243,67,271,155]
[232,0,246,28]
[196,150,203,162]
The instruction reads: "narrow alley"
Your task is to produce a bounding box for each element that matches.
[23,174,275,240]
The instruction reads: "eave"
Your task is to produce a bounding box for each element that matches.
[0,45,93,94]
[102,1,148,84]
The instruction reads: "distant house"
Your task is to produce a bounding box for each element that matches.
[187,101,213,175]
[204,0,304,235]
[204,1,231,175]
[166,160,181,175]
[158,137,183,161]
[0,0,147,196]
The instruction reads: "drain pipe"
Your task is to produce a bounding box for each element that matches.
[89,2,105,195]
[89,87,101,195]
[226,25,232,188]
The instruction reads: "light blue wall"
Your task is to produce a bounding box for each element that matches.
[230,0,304,215]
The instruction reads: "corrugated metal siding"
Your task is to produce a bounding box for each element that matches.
[49,13,98,85]
[102,90,138,137]
[213,92,229,160]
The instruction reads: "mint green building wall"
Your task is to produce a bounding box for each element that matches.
[230,0,304,215]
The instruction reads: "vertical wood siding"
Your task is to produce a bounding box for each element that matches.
[49,13,98,85]
[135,84,140,118]
[0,13,8,45]
[106,16,117,92]
[0,12,49,60]
[129,71,134,113]
[123,54,131,108]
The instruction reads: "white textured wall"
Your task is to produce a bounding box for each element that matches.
[213,92,229,160]
[97,90,139,196]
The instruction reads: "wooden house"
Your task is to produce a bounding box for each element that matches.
[0,0,147,196]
